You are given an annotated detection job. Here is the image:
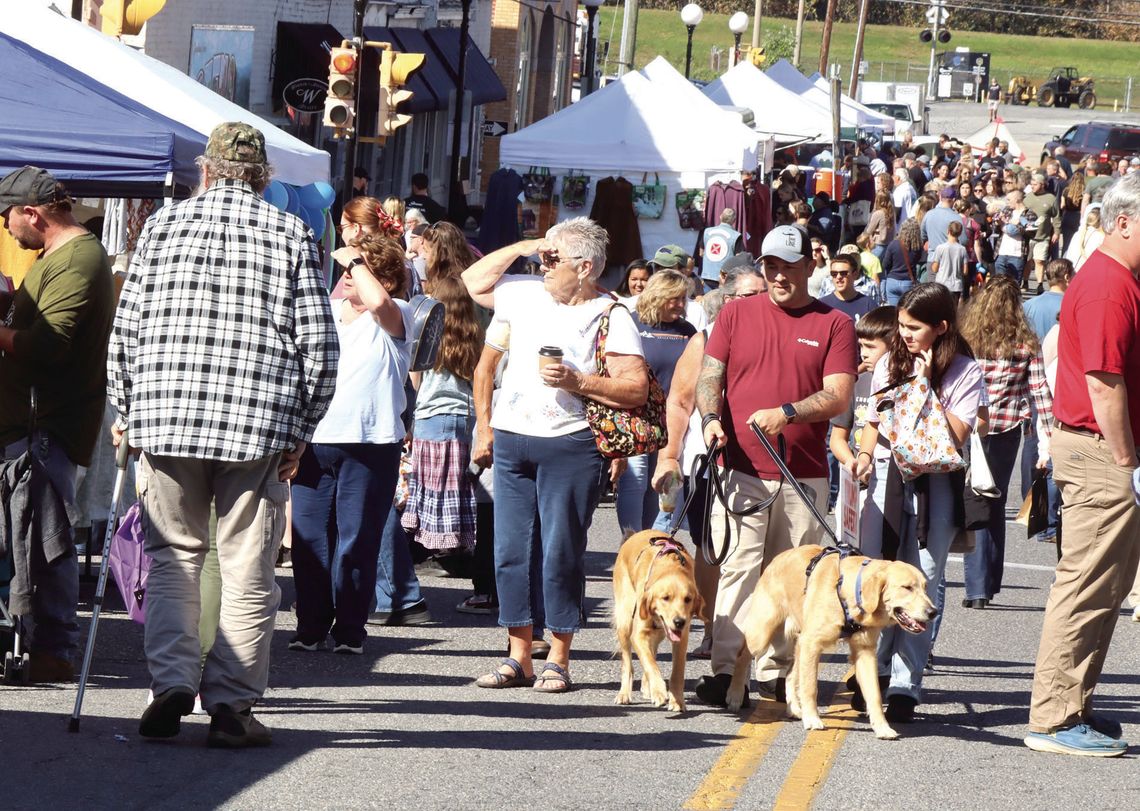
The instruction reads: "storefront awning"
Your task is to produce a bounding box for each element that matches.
[363,26,451,113]
[272,22,345,113]
[425,28,507,107]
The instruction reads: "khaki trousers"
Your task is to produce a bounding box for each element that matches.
[138,453,289,714]
[1028,430,1140,732]
[709,469,827,679]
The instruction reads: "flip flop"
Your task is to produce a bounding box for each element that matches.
[533,661,573,693]
[475,657,535,689]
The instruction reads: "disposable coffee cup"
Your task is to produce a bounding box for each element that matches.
[538,345,563,369]
[659,470,682,513]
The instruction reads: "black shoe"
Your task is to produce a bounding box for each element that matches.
[885,694,917,724]
[368,602,433,626]
[847,673,889,714]
[275,547,292,569]
[962,598,989,609]
[139,687,196,739]
[287,636,323,652]
[695,673,750,708]
[924,654,936,675]
[756,676,787,704]
[207,705,272,749]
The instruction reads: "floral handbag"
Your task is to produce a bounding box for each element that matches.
[875,375,965,482]
[584,305,668,459]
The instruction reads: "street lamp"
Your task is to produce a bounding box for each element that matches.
[728,11,748,68]
[680,3,703,81]
[582,0,604,96]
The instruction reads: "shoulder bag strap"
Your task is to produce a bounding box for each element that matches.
[593,303,618,378]
[900,243,916,283]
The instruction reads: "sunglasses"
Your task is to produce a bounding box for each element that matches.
[829,271,851,278]
[540,250,583,268]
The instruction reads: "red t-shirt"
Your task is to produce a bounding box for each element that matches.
[705,295,857,480]
[1053,250,1140,439]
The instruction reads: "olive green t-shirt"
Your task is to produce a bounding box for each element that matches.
[0,233,114,466]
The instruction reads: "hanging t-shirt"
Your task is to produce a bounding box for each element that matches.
[704,294,857,480]
[490,278,643,437]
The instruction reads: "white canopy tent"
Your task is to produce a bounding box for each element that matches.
[766,60,890,131]
[3,4,329,185]
[499,58,760,259]
[963,120,1024,161]
[702,62,827,143]
[807,75,895,132]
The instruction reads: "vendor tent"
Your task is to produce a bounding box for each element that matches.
[963,120,1024,161]
[499,58,759,264]
[766,60,890,131]
[808,75,895,131]
[702,62,827,142]
[2,5,329,186]
[0,32,205,197]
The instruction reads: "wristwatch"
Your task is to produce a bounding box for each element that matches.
[780,403,797,424]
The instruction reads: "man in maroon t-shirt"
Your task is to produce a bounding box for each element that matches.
[1025,173,1140,759]
[694,224,856,708]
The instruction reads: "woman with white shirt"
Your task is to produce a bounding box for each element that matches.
[288,234,413,655]
[462,217,648,693]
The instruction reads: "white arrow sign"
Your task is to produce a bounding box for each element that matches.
[925,6,949,24]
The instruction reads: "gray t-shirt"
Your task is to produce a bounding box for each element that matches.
[931,241,968,293]
[414,368,473,421]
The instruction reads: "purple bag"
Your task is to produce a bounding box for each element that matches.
[108,501,150,624]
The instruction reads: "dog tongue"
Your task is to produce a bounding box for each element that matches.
[666,627,682,643]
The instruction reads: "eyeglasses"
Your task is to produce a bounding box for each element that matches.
[726,291,759,300]
[829,271,851,278]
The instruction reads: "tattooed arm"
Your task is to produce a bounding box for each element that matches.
[696,354,728,449]
[747,372,854,436]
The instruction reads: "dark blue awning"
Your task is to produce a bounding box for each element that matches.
[425,28,507,107]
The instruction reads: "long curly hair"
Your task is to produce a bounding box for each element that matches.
[425,274,483,381]
[1064,171,1085,207]
[422,221,477,282]
[897,218,923,252]
[355,233,407,299]
[887,282,973,391]
[959,274,1039,358]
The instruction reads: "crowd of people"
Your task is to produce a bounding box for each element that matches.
[1,120,1138,759]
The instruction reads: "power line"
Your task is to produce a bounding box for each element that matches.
[874,0,1140,26]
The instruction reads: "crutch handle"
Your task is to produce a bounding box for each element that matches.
[115,429,130,469]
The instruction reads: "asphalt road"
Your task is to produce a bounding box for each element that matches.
[1,459,1137,810]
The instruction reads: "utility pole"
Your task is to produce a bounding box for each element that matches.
[340,0,366,208]
[850,0,870,97]
[926,8,942,100]
[793,0,806,68]
[617,0,639,77]
[819,0,837,76]
[447,0,471,223]
[751,0,763,49]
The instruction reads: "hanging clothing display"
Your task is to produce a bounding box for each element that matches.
[478,168,524,255]
[589,176,642,267]
[101,198,128,256]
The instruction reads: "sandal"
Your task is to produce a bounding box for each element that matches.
[475,657,535,689]
[456,594,498,615]
[533,661,573,693]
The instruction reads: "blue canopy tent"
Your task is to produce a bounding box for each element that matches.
[0,32,206,198]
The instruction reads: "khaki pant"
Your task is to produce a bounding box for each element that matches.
[709,469,827,680]
[1028,430,1140,732]
[138,453,289,714]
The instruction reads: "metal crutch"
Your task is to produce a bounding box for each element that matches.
[69,432,131,732]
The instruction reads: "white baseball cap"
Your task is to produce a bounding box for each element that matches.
[759,225,812,264]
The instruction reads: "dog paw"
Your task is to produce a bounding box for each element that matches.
[650,686,670,707]
[802,716,826,731]
[874,724,900,740]
[615,691,632,705]
[726,690,745,712]
[787,702,802,719]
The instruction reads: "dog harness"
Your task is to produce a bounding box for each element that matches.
[804,545,872,638]
[629,535,690,625]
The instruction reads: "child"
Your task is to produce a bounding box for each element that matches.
[854,233,885,300]
[930,220,968,301]
[853,284,984,723]
[828,305,897,472]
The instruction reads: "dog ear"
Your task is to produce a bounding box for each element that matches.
[856,561,886,618]
[638,592,652,621]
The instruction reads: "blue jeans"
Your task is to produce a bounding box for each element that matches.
[2,433,79,657]
[291,442,402,646]
[871,244,887,262]
[883,277,913,306]
[493,429,606,634]
[616,452,660,535]
[964,427,1021,601]
[859,458,957,702]
[994,255,1024,281]
[373,503,424,613]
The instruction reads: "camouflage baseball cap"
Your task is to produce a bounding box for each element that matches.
[205,122,267,164]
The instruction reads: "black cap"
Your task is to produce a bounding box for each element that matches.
[0,166,63,214]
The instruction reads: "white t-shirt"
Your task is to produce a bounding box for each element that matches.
[491,277,643,437]
[312,298,413,445]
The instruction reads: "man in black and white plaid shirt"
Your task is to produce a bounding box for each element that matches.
[107,122,338,749]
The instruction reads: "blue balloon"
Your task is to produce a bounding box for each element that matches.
[311,181,336,208]
[298,183,327,211]
[283,183,301,215]
[300,205,326,240]
[263,180,288,210]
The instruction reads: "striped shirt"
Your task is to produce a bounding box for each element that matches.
[107,179,339,461]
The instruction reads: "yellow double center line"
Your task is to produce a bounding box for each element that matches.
[685,685,860,811]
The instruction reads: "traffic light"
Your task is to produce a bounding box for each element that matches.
[378,50,425,138]
[919,29,951,43]
[101,0,166,37]
[324,45,358,132]
[748,46,766,67]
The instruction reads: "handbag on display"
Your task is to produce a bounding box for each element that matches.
[584,305,668,458]
[522,167,555,203]
[561,171,590,210]
[675,189,706,230]
[875,375,966,482]
[632,172,667,219]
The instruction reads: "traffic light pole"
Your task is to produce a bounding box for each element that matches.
[447,0,471,224]
[926,14,940,101]
[341,0,366,208]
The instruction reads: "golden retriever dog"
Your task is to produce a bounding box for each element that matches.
[612,530,706,712]
[725,544,936,739]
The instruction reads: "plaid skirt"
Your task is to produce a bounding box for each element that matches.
[401,431,477,551]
